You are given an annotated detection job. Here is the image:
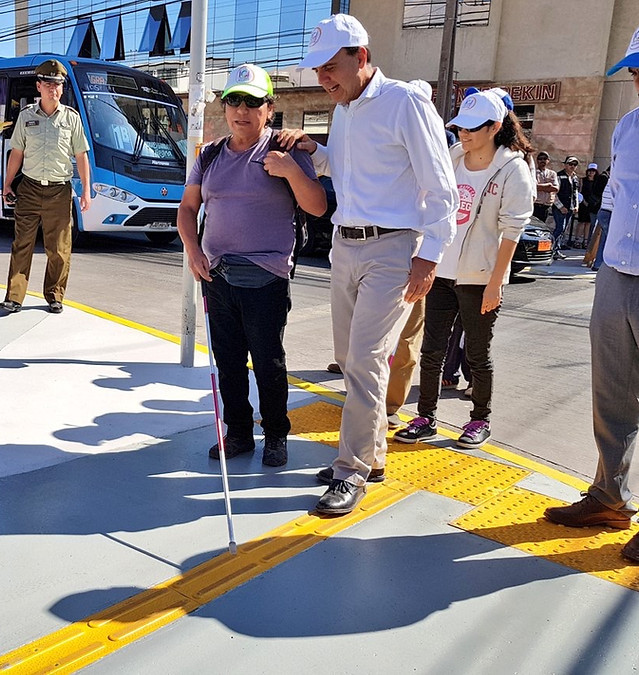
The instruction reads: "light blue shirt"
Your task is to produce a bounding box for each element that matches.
[606,107,639,275]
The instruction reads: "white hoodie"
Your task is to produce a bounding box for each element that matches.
[449,142,534,285]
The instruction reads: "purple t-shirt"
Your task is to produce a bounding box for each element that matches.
[186,130,317,278]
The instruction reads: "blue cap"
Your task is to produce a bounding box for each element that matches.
[607,26,639,76]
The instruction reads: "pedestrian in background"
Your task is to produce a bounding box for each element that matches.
[177,64,326,468]
[1,59,91,315]
[575,162,599,248]
[544,29,639,562]
[533,151,559,224]
[551,156,580,258]
[280,13,458,514]
[591,180,612,272]
[395,91,533,449]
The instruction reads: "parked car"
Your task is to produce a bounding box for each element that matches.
[510,216,554,274]
[300,175,335,256]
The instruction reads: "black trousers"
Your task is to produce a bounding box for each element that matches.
[418,277,500,422]
[204,274,291,439]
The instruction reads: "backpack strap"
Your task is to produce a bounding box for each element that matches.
[197,136,229,243]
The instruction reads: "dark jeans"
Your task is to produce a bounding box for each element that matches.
[204,274,292,439]
[418,277,500,422]
[552,206,574,249]
[593,208,611,270]
[442,314,471,383]
[532,203,550,224]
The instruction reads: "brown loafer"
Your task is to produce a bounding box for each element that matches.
[326,362,342,374]
[544,493,631,529]
[621,532,639,563]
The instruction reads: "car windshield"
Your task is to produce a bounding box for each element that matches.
[82,92,187,163]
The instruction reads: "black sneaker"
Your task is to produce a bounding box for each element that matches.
[394,416,437,444]
[456,420,491,449]
[209,435,255,460]
[262,435,288,467]
[48,301,63,314]
[315,479,366,515]
[316,466,386,485]
[0,300,22,313]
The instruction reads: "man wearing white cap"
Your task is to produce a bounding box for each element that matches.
[545,27,639,562]
[280,14,458,515]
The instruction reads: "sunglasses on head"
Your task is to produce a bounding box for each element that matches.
[223,93,268,108]
[457,120,493,133]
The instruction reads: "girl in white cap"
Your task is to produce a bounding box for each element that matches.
[396,91,533,449]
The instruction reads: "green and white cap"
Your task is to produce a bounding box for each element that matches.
[222,64,273,99]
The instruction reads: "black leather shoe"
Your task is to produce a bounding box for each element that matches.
[315,479,366,515]
[316,466,385,485]
[0,300,22,313]
[262,435,287,467]
[48,301,63,314]
[209,435,255,460]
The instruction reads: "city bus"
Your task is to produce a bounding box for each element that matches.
[0,54,188,245]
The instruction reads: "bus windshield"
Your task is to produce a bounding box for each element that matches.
[74,66,187,164]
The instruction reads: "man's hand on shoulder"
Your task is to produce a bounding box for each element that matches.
[405,257,436,303]
[276,128,317,154]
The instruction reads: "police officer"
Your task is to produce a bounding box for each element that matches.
[1,59,91,314]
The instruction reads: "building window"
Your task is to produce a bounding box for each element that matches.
[514,105,534,133]
[303,111,330,135]
[271,112,284,129]
[403,1,491,29]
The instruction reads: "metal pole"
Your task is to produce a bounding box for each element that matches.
[435,0,460,122]
[180,0,208,367]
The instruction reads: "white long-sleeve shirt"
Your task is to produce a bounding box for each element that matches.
[311,68,458,262]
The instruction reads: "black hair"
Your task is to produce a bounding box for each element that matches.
[493,111,534,160]
[345,45,372,63]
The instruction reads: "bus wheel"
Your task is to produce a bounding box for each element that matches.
[145,232,179,245]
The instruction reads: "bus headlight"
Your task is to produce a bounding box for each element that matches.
[93,183,136,203]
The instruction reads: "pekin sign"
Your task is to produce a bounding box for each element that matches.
[453,81,561,105]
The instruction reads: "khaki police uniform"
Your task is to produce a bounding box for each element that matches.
[5,68,90,305]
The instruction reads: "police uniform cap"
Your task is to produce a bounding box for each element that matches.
[35,60,67,84]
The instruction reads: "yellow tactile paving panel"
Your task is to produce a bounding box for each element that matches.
[0,479,415,674]
[3,398,639,673]
[290,401,530,504]
[452,486,639,589]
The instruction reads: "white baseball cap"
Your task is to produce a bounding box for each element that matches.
[587,163,598,170]
[222,64,273,99]
[607,25,639,75]
[298,14,369,69]
[446,92,507,129]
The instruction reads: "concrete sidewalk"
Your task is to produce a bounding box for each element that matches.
[1,294,639,675]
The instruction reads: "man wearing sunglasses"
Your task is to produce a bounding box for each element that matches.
[544,26,639,563]
[551,156,580,258]
[533,151,559,224]
[178,64,326,468]
[279,14,458,515]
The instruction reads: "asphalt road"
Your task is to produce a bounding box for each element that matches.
[1,225,624,494]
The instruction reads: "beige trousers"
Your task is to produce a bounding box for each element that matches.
[331,229,419,486]
[386,296,426,414]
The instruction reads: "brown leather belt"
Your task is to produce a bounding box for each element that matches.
[337,225,398,240]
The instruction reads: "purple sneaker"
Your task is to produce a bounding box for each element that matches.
[394,416,437,444]
[456,420,491,448]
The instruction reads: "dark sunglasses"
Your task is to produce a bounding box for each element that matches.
[223,93,267,108]
[456,120,493,133]
[628,68,639,76]
[567,162,578,166]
